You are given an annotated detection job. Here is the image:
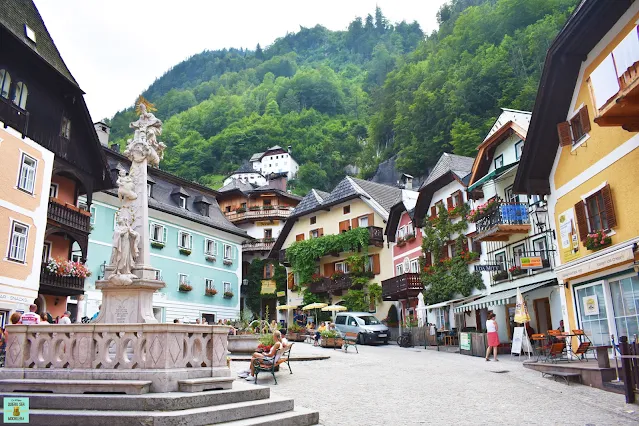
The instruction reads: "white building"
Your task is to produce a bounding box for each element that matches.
[249,146,299,180]
[222,163,266,187]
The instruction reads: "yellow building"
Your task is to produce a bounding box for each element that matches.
[270,177,408,330]
[515,0,639,346]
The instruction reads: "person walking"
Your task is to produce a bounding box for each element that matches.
[58,311,72,324]
[485,313,499,361]
[19,304,40,325]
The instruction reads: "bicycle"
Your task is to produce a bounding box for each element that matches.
[397,331,413,347]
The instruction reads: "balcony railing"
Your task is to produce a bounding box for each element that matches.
[225,206,293,223]
[0,96,29,136]
[309,278,331,294]
[242,239,275,252]
[479,249,556,284]
[308,274,359,294]
[474,202,531,242]
[47,198,91,234]
[381,273,423,301]
[368,226,384,245]
[39,265,85,296]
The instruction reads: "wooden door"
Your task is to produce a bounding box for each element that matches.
[533,298,552,335]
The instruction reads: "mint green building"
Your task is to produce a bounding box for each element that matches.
[80,146,248,323]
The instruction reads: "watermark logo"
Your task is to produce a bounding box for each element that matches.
[3,397,29,423]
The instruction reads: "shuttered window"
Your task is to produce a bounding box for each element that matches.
[557,106,592,147]
[339,220,350,233]
[430,206,437,218]
[295,234,304,241]
[574,184,617,241]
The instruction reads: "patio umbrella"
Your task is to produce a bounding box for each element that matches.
[416,293,427,328]
[321,305,347,312]
[302,303,328,326]
[514,287,532,359]
[277,304,298,329]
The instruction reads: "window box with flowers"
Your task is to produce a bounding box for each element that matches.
[460,249,480,263]
[179,283,193,292]
[205,255,216,263]
[223,259,233,266]
[397,238,407,247]
[179,248,192,256]
[236,207,246,213]
[509,265,527,277]
[249,205,261,211]
[492,270,509,281]
[205,288,218,296]
[45,258,92,278]
[331,270,345,280]
[585,230,612,251]
[262,237,275,243]
[310,273,324,284]
[262,205,274,211]
[151,241,165,249]
[467,199,499,223]
[405,233,416,243]
[224,291,234,298]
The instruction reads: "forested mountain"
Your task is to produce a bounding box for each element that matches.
[107,0,577,192]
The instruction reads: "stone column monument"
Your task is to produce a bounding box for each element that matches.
[94,102,167,324]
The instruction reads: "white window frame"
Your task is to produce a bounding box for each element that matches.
[178,230,192,249]
[89,205,96,225]
[154,269,162,280]
[310,229,319,239]
[147,183,152,197]
[179,196,187,209]
[406,223,414,236]
[205,238,217,255]
[17,152,37,194]
[178,273,189,285]
[205,278,214,290]
[335,261,350,274]
[358,216,369,227]
[494,154,504,169]
[410,259,419,273]
[61,115,71,139]
[223,244,233,260]
[49,182,59,198]
[223,282,232,293]
[42,240,52,262]
[396,263,404,276]
[515,140,524,160]
[7,220,29,263]
[150,223,166,243]
[13,81,27,110]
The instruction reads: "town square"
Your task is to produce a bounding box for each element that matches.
[1,0,639,424]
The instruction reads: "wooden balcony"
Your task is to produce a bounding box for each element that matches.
[39,265,85,296]
[47,198,91,234]
[308,275,356,294]
[0,96,29,136]
[473,202,531,242]
[381,273,423,301]
[242,239,275,252]
[278,249,290,266]
[309,278,331,294]
[368,226,384,246]
[225,206,293,224]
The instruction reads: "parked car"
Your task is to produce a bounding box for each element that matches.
[334,312,389,344]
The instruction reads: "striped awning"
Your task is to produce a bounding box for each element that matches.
[426,294,483,310]
[453,281,555,313]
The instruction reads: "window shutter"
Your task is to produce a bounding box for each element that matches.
[424,252,432,267]
[430,206,437,217]
[574,201,589,242]
[296,233,304,241]
[163,227,167,243]
[367,213,375,226]
[339,220,350,233]
[189,234,193,249]
[557,121,572,147]
[287,272,294,289]
[601,184,617,228]
[579,106,591,134]
[351,218,358,229]
[214,241,218,255]
[324,262,335,277]
[318,228,324,237]
[372,254,381,275]
[446,197,453,209]
[472,240,482,254]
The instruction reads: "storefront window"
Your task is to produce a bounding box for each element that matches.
[610,276,639,340]
[575,284,610,346]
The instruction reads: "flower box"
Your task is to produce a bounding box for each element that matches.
[205,288,217,296]
[262,237,275,243]
[179,248,192,256]
[224,291,234,298]
[179,283,192,292]
[509,266,527,277]
[44,258,92,278]
[397,239,407,247]
[262,205,274,211]
[320,337,344,348]
[405,234,416,242]
[287,332,307,342]
[151,241,165,249]
[205,255,216,262]
[586,230,612,251]
[236,207,246,213]
[249,206,261,211]
[492,270,509,281]
[223,259,233,266]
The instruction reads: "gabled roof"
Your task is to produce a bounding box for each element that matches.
[249,152,264,162]
[229,162,261,176]
[291,189,327,216]
[385,190,420,241]
[218,179,256,194]
[0,0,78,87]
[514,0,633,194]
[171,186,190,197]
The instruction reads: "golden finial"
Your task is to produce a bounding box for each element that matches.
[135,96,157,115]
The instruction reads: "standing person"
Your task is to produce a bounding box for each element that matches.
[91,305,101,322]
[485,313,499,361]
[19,304,40,325]
[58,311,72,324]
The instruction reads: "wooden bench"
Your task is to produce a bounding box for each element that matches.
[276,343,294,374]
[252,343,294,384]
[541,370,582,385]
[343,332,358,354]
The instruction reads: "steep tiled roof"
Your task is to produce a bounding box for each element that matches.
[218,179,255,194]
[315,190,330,200]
[231,162,260,175]
[0,0,78,86]
[350,177,403,214]
[292,189,325,216]
[420,153,475,190]
[249,152,264,162]
[320,178,360,207]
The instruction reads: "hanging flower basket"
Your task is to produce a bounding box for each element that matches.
[508,265,527,277]
[223,259,233,266]
[224,291,234,298]
[585,230,612,251]
[205,288,217,296]
[179,248,192,256]
[151,241,165,249]
[44,258,92,278]
[179,283,192,292]
[205,255,216,262]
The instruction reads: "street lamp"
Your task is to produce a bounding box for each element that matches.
[98,261,107,280]
[242,279,248,286]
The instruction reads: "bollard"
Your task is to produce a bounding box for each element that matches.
[619,336,635,404]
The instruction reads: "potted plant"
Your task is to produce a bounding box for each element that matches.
[205,254,216,262]
[205,288,217,296]
[151,241,165,249]
[249,205,261,211]
[262,205,274,211]
[397,237,406,247]
[405,233,416,242]
[586,230,612,251]
[223,259,233,266]
[320,329,344,348]
[509,265,527,277]
[287,323,306,342]
[263,237,275,243]
[492,270,509,281]
[224,291,234,298]
[44,258,92,278]
[236,207,246,213]
[179,283,192,292]
[179,248,192,256]
[257,333,275,352]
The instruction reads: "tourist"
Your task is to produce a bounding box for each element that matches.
[294,310,305,327]
[39,312,48,323]
[195,319,201,324]
[91,305,102,322]
[281,329,290,348]
[58,311,72,324]
[201,317,208,325]
[314,322,326,346]
[9,312,21,325]
[19,304,40,325]
[173,318,180,324]
[485,313,499,362]
[238,330,283,380]
[270,320,278,332]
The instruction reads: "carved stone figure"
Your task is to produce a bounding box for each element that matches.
[108,212,140,284]
[127,103,164,166]
[116,170,137,203]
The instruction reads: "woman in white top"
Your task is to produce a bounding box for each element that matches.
[485,313,499,361]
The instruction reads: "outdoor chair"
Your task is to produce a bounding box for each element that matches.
[343,332,358,353]
[530,333,549,361]
[252,345,285,385]
[277,343,294,374]
[546,342,566,363]
[572,330,596,360]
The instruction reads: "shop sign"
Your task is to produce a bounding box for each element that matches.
[261,280,276,294]
[557,247,634,281]
[4,397,29,423]
[0,294,31,304]
[276,291,285,298]
[474,264,502,272]
[582,294,599,316]
[460,332,471,351]
[520,257,543,269]
[558,208,580,262]
[256,220,279,227]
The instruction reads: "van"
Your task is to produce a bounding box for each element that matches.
[334,312,389,344]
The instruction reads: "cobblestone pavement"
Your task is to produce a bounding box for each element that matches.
[231,343,639,426]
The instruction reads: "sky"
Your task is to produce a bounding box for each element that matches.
[34,0,448,121]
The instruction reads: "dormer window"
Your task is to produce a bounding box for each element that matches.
[147,183,152,198]
[24,25,36,43]
[179,196,187,209]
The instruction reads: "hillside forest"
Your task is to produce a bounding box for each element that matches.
[106,0,578,193]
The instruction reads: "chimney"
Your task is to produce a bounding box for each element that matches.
[268,173,288,191]
[94,122,110,147]
[287,145,292,154]
[110,143,120,153]
[400,174,414,190]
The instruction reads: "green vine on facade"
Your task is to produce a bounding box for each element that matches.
[285,227,369,285]
[420,203,484,305]
[246,259,287,315]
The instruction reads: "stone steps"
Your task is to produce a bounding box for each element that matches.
[179,377,235,392]
[28,394,296,426]
[0,379,151,395]
[212,406,319,426]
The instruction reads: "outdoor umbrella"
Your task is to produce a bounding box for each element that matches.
[321,305,347,312]
[302,303,328,326]
[277,304,298,327]
[514,287,532,359]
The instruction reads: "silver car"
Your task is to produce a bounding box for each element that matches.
[334,312,389,344]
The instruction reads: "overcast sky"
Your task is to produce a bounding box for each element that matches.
[34,0,448,121]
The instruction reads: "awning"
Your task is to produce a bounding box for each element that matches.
[453,281,555,313]
[467,163,519,192]
[426,295,484,310]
